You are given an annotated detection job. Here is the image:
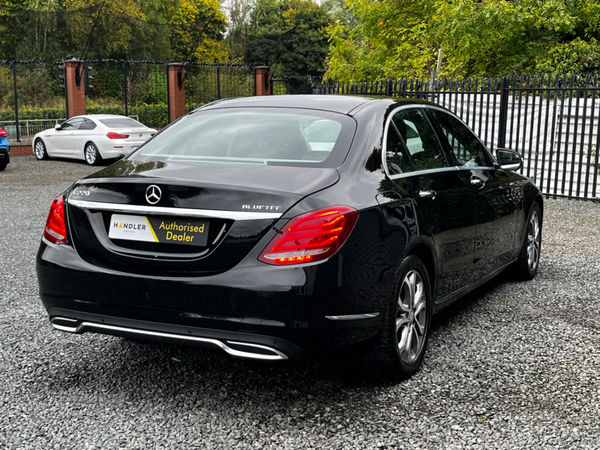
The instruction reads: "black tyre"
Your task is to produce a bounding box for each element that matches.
[513,203,542,280]
[358,255,432,380]
[0,158,7,171]
[34,139,49,160]
[84,142,102,166]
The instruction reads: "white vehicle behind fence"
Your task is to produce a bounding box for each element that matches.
[32,114,156,165]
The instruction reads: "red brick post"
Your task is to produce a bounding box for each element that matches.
[255,66,272,96]
[64,59,86,118]
[167,63,186,123]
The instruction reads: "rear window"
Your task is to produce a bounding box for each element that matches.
[132,108,355,167]
[99,118,145,128]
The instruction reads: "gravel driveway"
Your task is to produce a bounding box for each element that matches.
[1,156,599,449]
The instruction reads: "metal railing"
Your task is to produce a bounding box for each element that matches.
[311,75,600,200]
[0,118,65,142]
[0,115,140,143]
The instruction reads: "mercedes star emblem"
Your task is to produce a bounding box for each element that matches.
[145,185,162,205]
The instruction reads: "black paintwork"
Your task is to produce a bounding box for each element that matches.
[36,95,543,359]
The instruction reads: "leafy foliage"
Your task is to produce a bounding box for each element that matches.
[0,0,229,62]
[326,0,600,80]
[167,0,229,63]
[227,0,333,76]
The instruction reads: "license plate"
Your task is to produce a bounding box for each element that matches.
[108,214,209,247]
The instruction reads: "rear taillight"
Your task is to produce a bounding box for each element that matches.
[106,132,129,139]
[0,128,7,137]
[43,195,67,244]
[259,206,358,265]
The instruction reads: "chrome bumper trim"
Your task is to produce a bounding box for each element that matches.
[325,313,379,321]
[67,199,283,221]
[51,318,288,361]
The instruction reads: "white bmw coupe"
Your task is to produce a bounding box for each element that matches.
[33,114,157,165]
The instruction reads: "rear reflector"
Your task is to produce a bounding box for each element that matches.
[106,132,129,139]
[43,195,67,244]
[259,206,358,265]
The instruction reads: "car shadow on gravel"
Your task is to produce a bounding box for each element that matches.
[430,270,514,329]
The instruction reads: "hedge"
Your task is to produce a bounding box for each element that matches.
[0,103,204,129]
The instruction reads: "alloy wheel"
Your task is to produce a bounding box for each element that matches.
[527,210,541,272]
[85,144,97,165]
[34,140,45,159]
[396,269,427,365]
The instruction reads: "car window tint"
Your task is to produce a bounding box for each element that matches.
[79,119,97,131]
[99,118,144,128]
[429,109,489,167]
[392,109,448,171]
[385,123,413,175]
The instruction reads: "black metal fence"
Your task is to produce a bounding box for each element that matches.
[0,60,260,135]
[272,75,312,95]
[184,63,255,104]
[312,75,600,201]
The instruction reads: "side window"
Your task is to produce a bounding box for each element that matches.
[79,119,97,131]
[385,123,413,175]
[61,118,84,130]
[392,109,448,171]
[429,109,490,167]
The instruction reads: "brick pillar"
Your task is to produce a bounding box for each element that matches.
[167,63,186,123]
[255,66,271,96]
[64,59,86,118]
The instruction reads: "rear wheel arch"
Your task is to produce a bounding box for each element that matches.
[406,242,437,299]
[534,195,544,220]
[84,141,102,166]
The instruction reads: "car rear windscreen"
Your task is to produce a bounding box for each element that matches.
[99,118,145,128]
[132,108,356,167]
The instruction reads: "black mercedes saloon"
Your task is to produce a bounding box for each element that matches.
[36,95,543,380]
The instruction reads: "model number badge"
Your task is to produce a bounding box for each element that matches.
[72,189,90,196]
[242,205,282,211]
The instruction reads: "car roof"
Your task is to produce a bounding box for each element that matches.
[197,95,433,116]
[72,114,140,120]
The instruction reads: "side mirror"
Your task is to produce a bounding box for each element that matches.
[496,148,523,171]
[54,124,62,130]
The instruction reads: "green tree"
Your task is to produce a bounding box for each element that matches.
[243,0,333,75]
[326,0,600,80]
[167,0,229,62]
[63,0,146,58]
[224,0,255,61]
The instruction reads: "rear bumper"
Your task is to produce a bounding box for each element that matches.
[49,308,302,360]
[37,240,391,359]
[98,141,145,159]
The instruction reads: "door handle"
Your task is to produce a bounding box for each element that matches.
[418,189,436,200]
[471,176,485,188]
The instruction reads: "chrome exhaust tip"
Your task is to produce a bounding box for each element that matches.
[50,317,289,361]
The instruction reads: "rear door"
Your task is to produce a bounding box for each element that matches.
[72,118,98,155]
[427,108,519,279]
[385,107,479,300]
